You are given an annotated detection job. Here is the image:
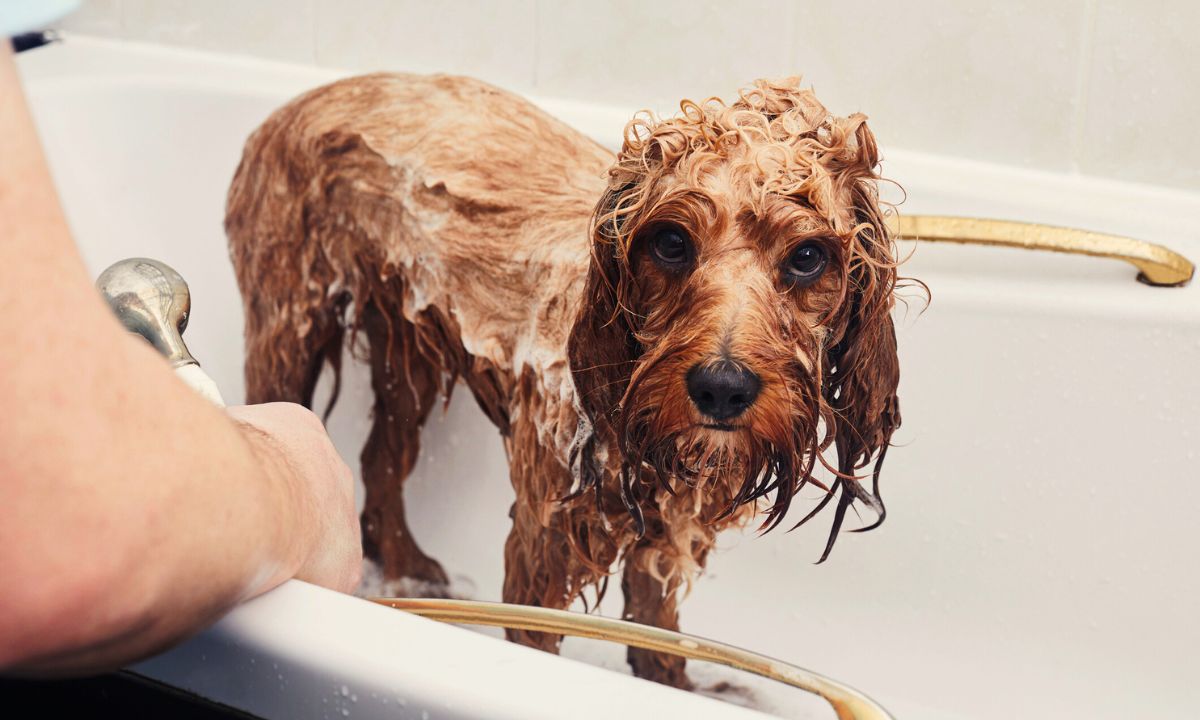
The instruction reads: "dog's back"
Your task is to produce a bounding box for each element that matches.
[225,72,616,588]
[226,73,611,412]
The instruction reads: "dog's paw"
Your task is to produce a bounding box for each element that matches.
[689,666,759,707]
[355,559,476,599]
[697,675,838,719]
[383,573,477,599]
[696,680,753,702]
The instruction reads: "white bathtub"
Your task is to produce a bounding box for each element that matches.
[17,36,1200,720]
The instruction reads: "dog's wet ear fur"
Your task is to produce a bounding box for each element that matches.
[567,184,640,494]
[815,119,902,561]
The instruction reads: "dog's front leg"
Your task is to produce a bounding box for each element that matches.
[501,495,614,653]
[501,416,614,653]
[620,536,713,690]
[500,503,578,653]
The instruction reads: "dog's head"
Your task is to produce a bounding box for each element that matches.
[568,78,905,561]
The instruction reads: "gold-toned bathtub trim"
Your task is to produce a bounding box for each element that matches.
[891,215,1195,287]
[370,597,892,720]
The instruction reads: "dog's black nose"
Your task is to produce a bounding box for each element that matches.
[686,362,761,421]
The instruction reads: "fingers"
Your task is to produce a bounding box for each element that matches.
[226,403,363,594]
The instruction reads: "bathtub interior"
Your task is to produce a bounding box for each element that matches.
[19,37,1200,720]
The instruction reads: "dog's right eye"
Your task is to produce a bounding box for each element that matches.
[783,242,829,287]
[651,228,691,268]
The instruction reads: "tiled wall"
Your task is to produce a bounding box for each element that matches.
[61,0,1200,192]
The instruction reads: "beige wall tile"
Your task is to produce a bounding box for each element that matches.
[315,0,536,92]
[60,0,125,36]
[119,0,316,63]
[39,0,1200,192]
[1076,0,1200,190]
[534,0,796,115]
[790,0,1093,172]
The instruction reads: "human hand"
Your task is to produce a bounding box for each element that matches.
[226,403,362,594]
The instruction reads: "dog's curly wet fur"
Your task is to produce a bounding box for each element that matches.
[226,74,905,689]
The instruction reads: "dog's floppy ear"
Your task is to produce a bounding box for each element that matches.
[813,120,901,561]
[567,184,640,495]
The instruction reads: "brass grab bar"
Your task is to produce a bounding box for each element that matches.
[370,597,892,720]
[890,215,1195,287]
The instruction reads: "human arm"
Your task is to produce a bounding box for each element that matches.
[0,43,360,676]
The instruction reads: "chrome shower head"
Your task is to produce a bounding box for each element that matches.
[96,257,199,369]
[96,257,225,406]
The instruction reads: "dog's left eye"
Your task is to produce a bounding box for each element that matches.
[651,227,691,267]
[783,243,828,286]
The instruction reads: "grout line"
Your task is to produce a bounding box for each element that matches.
[1069,0,1101,175]
[531,0,540,91]
[785,0,798,78]
[310,0,318,66]
[115,0,126,38]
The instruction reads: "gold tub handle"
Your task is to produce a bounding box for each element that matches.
[890,215,1195,287]
[370,597,893,720]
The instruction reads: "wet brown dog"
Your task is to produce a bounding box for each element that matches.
[226,75,903,688]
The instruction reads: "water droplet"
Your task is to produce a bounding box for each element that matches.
[340,685,350,697]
